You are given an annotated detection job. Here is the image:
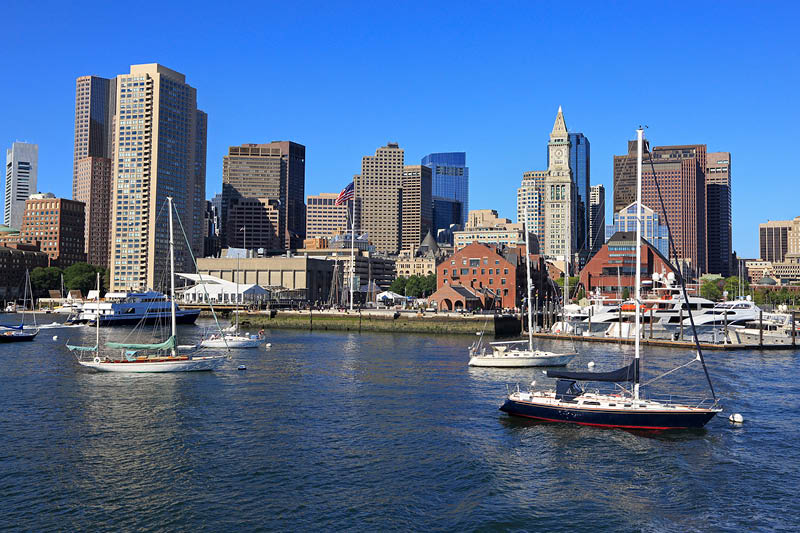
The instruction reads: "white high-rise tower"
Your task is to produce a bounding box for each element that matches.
[4,142,38,229]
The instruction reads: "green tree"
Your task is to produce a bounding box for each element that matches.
[389,276,407,295]
[421,273,437,296]
[30,266,63,296]
[405,276,424,298]
[621,287,630,300]
[63,263,106,297]
[700,280,722,301]
[723,276,748,299]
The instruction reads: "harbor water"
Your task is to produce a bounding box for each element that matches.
[1,318,798,531]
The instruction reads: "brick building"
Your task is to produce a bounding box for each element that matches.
[579,231,675,296]
[432,242,552,311]
[0,244,50,300]
[19,194,86,267]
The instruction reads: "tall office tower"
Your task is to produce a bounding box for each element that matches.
[517,170,546,248]
[73,75,116,187]
[109,64,207,291]
[73,75,116,266]
[221,141,306,250]
[421,152,468,226]
[4,142,38,229]
[355,143,404,254]
[543,107,577,259]
[75,157,112,266]
[401,165,433,252]
[306,193,361,239]
[432,196,462,232]
[612,139,650,212]
[193,111,208,254]
[759,219,794,262]
[613,140,707,276]
[548,133,590,254]
[706,152,732,276]
[588,184,605,256]
[19,193,86,267]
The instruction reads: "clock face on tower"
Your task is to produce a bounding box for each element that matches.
[555,148,563,158]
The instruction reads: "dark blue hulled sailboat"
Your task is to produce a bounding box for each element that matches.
[499,127,721,431]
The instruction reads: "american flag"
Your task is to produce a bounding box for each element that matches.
[335,181,355,205]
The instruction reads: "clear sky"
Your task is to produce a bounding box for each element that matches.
[1,1,797,258]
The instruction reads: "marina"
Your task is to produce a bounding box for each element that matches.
[0,323,797,530]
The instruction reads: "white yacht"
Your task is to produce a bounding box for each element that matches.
[684,298,760,326]
[728,313,798,345]
[79,291,201,326]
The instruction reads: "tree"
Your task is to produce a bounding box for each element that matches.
[723,276,748,300]
[700,280,722,301]
[621,287,630,300]
[405,276,424,298]
[63,263,106,297]
[421,273,437,296]
[30,266,63,296]
[389,276,407,295]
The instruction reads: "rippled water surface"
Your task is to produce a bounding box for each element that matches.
[1,319,799,531]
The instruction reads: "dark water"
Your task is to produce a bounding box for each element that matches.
[1,319,798,532]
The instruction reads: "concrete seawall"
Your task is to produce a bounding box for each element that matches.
[206,310,522,336]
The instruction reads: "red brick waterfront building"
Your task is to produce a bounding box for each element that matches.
[579,231,674,296]
[431,242,552,311]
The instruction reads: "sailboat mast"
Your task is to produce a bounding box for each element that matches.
[524,206,534,351]
[168,197,177,354]
[95,272,100,348]
[634,128,644,400]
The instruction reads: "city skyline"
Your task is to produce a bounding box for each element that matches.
[1,3,797,259]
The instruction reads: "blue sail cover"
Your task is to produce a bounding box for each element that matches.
[0,323,23,330]
[547,360,639,383]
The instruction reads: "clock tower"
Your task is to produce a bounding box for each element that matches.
[543,106,577,262]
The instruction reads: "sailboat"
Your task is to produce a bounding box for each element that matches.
[67,197,228,372]
[468,208,576,367]
[499,128,722,429]
[0,270,39,342]
[200,250,267,349]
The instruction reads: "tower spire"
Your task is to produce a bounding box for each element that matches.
[551,106,567,136]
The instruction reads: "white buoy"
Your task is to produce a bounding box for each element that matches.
[729,413,744,424]
[265,343,271,348]
[542,370,547,374]
[52,335,58,341]
[237,365,246,371]
[587,361,595,368]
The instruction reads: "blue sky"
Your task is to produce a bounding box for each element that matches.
[1,1,797,258]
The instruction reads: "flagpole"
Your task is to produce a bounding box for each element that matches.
[350,198,355,312]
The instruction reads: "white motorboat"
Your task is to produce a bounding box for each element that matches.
[200,332,267,348]
[684,298,760,326]
[468,205,575,368]
[728,313,798,345]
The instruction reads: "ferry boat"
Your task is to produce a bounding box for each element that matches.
[78,291,200,326]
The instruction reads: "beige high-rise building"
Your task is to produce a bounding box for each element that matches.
[109,64,206,291]
[759,217,800,262]
[401,165,433,252]
[306,192,361,239]
[355,143,404,254]
[543,107,577,259]
[517,170,546,248]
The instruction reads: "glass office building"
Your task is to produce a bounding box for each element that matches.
[606,202,670,259]
[421,152,468,226]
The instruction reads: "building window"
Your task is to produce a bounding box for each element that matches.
[501,279,506,285]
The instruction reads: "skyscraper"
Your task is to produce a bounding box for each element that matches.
[517,170,546,247]
[548,133,590,254]
[588,184,605,256]
[306,193,361,239]
[355,143,404,254]
[401,165,433,252]
[221,141,306,250]
[73,75,116,186]
[74,75,116,267]
[109,64,207,291]
[706,152,732,276]
[4,142,38,229]
[421,152,468,226]
[759,219,795,262]
[543,107,577,259]
[614,141,707,276]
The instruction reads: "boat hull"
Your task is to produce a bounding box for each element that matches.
[500,398,720,429]
[200,337,266,348]
[0,331,38,342]
[77,355,225,372]
[469,353,574,367]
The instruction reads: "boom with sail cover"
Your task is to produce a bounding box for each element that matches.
[106,336,176,351]
[546,361,639,382]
